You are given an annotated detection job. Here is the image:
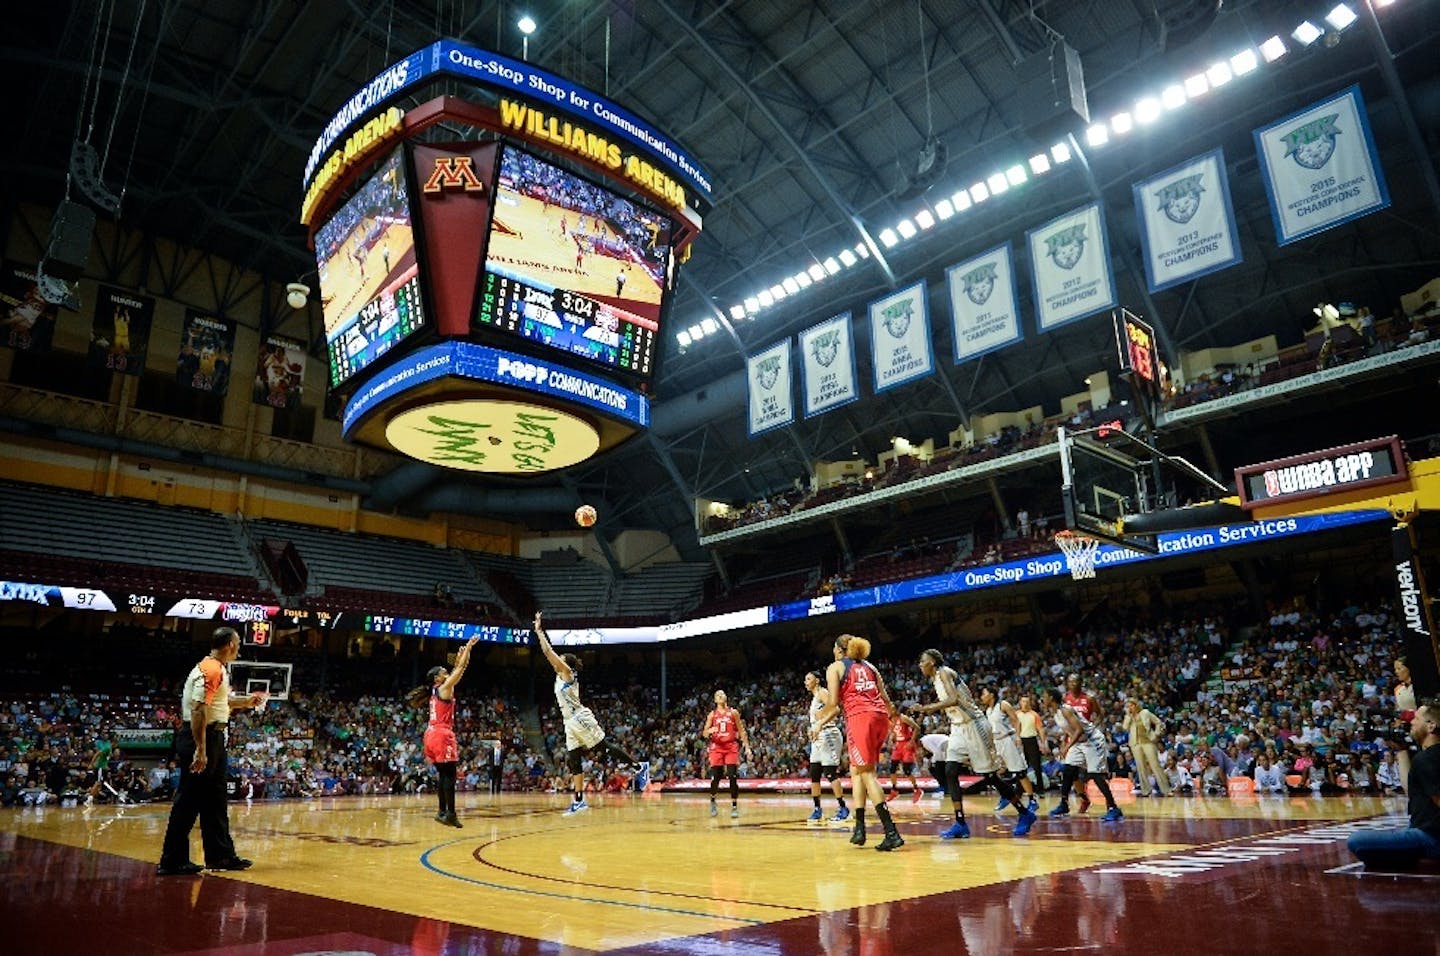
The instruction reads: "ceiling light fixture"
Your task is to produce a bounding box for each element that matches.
[1325,4,1357,30]
[1260,35,1288,62]
[1292,20,1323,45]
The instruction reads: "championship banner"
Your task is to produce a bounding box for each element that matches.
[946,242,1022,363]
[746,339,794,436]
[0,261,58,353]
[800,312,859,418]
[1026,202,1116,331]
[1253,84,1390,246]
[88,285,155,375]
[868,280,933,393]
[252,333,307,409]
[1133,148,1242,292]
[177,310,237,394]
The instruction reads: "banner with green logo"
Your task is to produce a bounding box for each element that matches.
[1253,84,1390,246]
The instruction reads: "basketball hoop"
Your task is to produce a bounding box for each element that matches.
[1055,530,1101,580]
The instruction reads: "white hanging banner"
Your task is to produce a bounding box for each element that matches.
[868,280,933,393]
[746,340,794,436]
[1133,148,1242,292]
[1253,84,1390,246]
[799,312,859,418]
[1026,202,1117,331]
[946,242,1022,363]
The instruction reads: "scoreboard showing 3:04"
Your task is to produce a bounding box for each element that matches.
[477,273,655,379]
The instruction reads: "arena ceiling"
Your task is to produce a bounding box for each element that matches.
[6,0,1440,561]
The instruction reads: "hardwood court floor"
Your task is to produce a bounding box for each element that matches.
[2,791,1437,954]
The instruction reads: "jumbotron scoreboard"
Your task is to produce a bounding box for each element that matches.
[302,40,706,474]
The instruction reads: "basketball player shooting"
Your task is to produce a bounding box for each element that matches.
[533,611,649,814]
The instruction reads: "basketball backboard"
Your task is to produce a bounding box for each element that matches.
[229,661,293,701]
[1059,423,1239,556]
[1058,424,1160,553]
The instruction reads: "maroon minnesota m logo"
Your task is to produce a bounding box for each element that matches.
[423,157,485,194]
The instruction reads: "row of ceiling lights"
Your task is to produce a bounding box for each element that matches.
[679,1,1394,349]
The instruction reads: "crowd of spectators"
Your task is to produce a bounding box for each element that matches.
[1,597,1416,809]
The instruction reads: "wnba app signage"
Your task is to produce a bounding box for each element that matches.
[1133,149,1242,292]
[1254,85,1390,245]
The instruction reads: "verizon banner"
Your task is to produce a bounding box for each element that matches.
[88,285,155,375]
[1254,84,1390,246]
[800,312,859,418]
[946,242,1022,364]
[746,339,794,436]
[1026,202,1116,331]
[1133,148,1242,293]
[1392,525,1439,698]
[868,280,933,393]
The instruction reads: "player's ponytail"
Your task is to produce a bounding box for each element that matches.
[405,684,430,708]
[845,635,871,661]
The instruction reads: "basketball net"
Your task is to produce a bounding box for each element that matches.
[1055,530,1101,580]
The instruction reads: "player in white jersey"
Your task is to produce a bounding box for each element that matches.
[1043,687,1122,821]
[913,649,1036,838]
[534,612,648,814]
[804,670,850,822]
[919,732,950,798]
[980,686,1038,814]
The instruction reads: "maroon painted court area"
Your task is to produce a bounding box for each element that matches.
[3,814,1438,955]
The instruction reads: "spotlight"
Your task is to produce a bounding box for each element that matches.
[839,249,858,266]
[517,15,537,35]
[743,296,759,313]
[952,190,973,211]
[676,330,692,347]
[879,228,899,248]
[1230,49,1259,76]
[728,305,745,320]
[935,198,956,219]
[1324,4,1357,30]
[687,323,705,340]
[1205,62,1233,87]
[1029,153,1051,175]
[1050,142,1072,163]
[987,172,1009,194]
[1005,164,1027,186]
[700,316,719,334]
[757,290,774,308]
[1135,98,1162,124]
[896,219,918,239]
[969,182,990,203]
[807,263,826,281]
[823,257,841,274]
[1111,111,1134,134]
[286,282,310,309]
[1292,21,1322,45]
[768,284,786,301]
[1184,73,1209,98]
[1161,85,1187,110]
[854,243,870,258]
[915,209,936,229]
[782,277,800,295]
[1260,35,1288,62]
[1085,124,1109,147]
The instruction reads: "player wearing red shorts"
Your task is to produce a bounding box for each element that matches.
[703,690,753,818]
[886,706,922,803]
[408,636,478,828]
[812,634,903,851]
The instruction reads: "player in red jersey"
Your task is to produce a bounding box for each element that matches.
[885,705,922,803]
[407,636,478,827]
[813,634,904,851]
[703,690,753,818]
[1064,673,1100,813]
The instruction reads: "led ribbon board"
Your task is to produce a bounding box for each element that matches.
[302,40,712,207]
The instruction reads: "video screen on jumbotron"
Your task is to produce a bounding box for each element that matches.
[315,146,426,389]
[475,146,672,384]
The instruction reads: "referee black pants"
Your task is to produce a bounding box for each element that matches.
[160,725,238,866]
